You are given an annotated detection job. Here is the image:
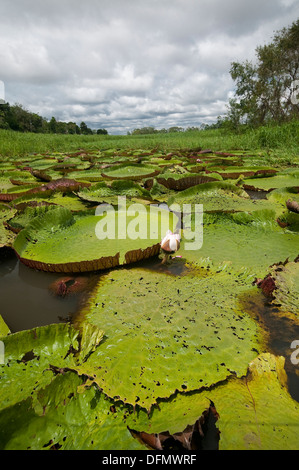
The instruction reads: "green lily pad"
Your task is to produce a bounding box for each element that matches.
[261,259,299,321]
[5,205,59,233]
[0,371,145,450]
[129,353,299,450]
[0,315,10,336]
[267,186,299,206]
[1,170,38,185]
[0,183,42,202]
[13,192,89,212]
[156,172,220,190]
[76,180,152,204]
[0,326,298,449]
[0,323,79,413]
[13,205,178,272]
[101,163,160,180]
[167,181,274,213]
[206,166,277,180]
[74,264,261,410]
[180,210,299,277]
[67,169,105,182]
[243,170,299,191]
[0,203,17,247]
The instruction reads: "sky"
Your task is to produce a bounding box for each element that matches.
[0,0,298,134]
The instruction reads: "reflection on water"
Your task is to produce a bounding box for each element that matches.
[0,249,95,333]
[239,288,299,403]
[244,189,268,200]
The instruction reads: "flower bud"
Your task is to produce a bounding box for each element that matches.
[160,230,180,253]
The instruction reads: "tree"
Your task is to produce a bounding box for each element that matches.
[49,116,57,133]
[80,121,93,135]
[228,19,299,127]
[131,126,157,135]
[168,126,184,133]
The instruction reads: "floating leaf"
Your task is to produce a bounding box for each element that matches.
[180,210,299,277]
[0,203,17,247]
[76,180,152,204]
[13,205,178,272]
[156,172,219,190]
[129,402,220,450]
[73,265,261,409]
[259,259,299,321]
[101,163,160,180]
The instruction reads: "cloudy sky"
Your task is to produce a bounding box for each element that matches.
[0,0,298,134]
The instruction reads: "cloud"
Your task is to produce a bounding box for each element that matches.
[0,0,298,134]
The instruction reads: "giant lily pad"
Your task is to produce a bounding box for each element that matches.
[0,323,298,449]
[0,183,42,202]
[155,172,220,190]
[205,166,277,180]
[267,186,299,206]
[101,163,160,180]
[73,264,261,410]
[5,205,59,233]
[167,181,275,213]
[257,259,299,321]
[129,353,299,450]
[13,205,178,272]
[180,210,299,277]
[12,192,89,212]
[76,180,152,205]
[243,170,299,191]
[0,203,17,247]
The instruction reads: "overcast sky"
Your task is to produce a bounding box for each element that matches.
[0,0,298,134]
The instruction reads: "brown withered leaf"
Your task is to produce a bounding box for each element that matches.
[156,174,217,190]
[255,275,277,298]
[30,169,53,182]
[30,178,91,194]
[128,402,220,451]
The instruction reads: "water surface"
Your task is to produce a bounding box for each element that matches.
[0,249,86,332]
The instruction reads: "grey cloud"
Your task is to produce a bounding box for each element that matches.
[0,0,298,134]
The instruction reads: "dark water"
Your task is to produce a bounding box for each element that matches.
[245,189,268,200]
[0,249,93,333]
[239,289,299,403]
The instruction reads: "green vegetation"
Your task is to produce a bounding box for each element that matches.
[0,140,298,450]
[0,120,299,164]
[0,17,298,452]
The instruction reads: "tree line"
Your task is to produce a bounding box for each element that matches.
[0,102,108,135]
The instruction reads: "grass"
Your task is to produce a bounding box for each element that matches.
[0,121,298,166]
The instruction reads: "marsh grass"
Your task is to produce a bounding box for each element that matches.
[0,121,298,165]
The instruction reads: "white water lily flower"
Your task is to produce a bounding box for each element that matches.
[160,230,180,254]
[160,230,180,264]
